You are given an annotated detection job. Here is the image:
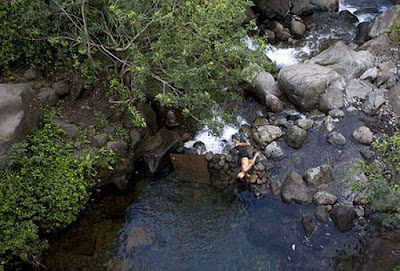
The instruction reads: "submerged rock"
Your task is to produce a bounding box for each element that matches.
[327,131,347,146]
[315,205,330,223]
[304,164,334,186]
[302,215,316,237]
[125,227,156,253]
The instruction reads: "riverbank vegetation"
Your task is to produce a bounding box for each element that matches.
[0,0,270,268]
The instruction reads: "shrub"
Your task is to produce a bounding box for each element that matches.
[0,110,99,269]
[349,130,400,225]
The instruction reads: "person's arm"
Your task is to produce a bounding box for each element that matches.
[235,140,251,147]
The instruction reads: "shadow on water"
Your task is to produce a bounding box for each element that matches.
[105,175,358,271]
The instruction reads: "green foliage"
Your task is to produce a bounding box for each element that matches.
[349,130,400,225]
[0,109,114,268]
[388,22,400,43]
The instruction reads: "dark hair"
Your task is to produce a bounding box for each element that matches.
[232,133,247,143]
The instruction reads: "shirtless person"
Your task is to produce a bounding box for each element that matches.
[232,136,260,180]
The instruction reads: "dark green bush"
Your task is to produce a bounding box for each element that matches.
[0,111,92,269]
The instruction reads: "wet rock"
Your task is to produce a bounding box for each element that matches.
[204,151,214,162]
[38,87,58,106]
[252,124,282,146]
[353,206,365,217]
[315,205,330,223]
[264,141,284,159]
[353,193,370,206]
[281,171,312,204]
[107,140,128,155]
[243,6,256,24]
[23,68,42,80]
[278,63,344,111]
[313,191,338,205]
[330,205,356,232]
[0,84,41,168]
[302,215,316,237]
[69,76,85,100]
[193,141,206,153]
[284,125,307,149]
[327,131,347,146]
[352,126,373,145]
[307,41,374,80]
[53,118,80,139]
[52,81,71,97]
[304,164,334,186]
[369,5,400,39]
[360,149,376,162]
[265,94,283,113]
[338,10,359,30]
[345,79,373,99]
[296,118,314,130]
[252,183,269,197]
[130,129,143,151]
[269,21,291,41]
[328,109,345,118]
[290,17,306,38]
[269,177,283,196]
[322,116,335,132]
[362,89,385,115]
[319,87,344,112]
[126,227,156,252]
[291,0,310,15]
[354,21,370,45]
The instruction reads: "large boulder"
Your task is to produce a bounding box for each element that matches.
[318,86,344,112]
[359,34,393,57]
[252,124,282,146]
[369,5,400,39]
[265,94,283,113]
[253,0,290,18]
[251,72,282,102]
[278,63,344,111]
[330,205,356,232]
[0,84,41,168]
[307,41,374,80]
[281,171,312,204]
[345,79,373,99]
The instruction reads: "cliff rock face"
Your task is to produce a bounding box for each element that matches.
[0,84,41,168]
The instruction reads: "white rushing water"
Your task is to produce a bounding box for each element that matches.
[339,0,392,22]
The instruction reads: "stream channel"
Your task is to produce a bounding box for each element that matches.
[42,0,396,270]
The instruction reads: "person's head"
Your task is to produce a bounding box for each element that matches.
[232,133,246,143]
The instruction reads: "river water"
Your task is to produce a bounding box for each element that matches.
[42,0,395,270]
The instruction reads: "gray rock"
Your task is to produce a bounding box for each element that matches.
[360,67,379,82]
[362,89,385,115]
[315,205,330,223]
[388,83,400,117]
[278,63,344,111]
[313,191,338,205]
[330,205,356,232]
[107,140,129,155]
[304,164,334,186]
[38,87,58,106]
[353,206,365,217]
[252,71,282,100]
[265,94,283,113]
[53,118,80,139]
[352,126,373,145]
[281,171,312,204]
[354,193,370,205]
[269,177,282,196]
[252,124,282,146]
[94,133,108,147]
[205,151,214,162]
[290,18,306,38]
[284,125,307,149]
[52,81,71,97]
[302,215,316,237]
[345,79,373,99]
[369,5,400,39]
[291,0,310,15]
[309,0,338,11]
[319,86,344,112]
[296,119,314,130]
[264,141,284,159]
[378,61,397,74]
[307,41,374,80]
[359,33,393,57]
[354,21,370,45]
[322,116,335,132]
[0,84,41,168]
[270,21,291,41]
[328,109,345,118]
[327,131,347,146]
